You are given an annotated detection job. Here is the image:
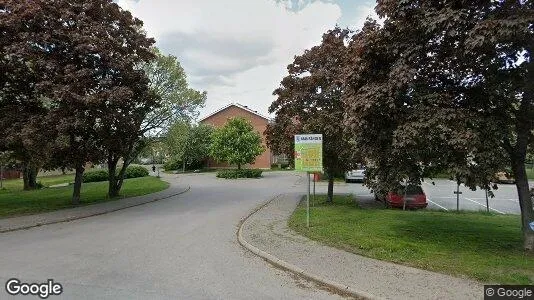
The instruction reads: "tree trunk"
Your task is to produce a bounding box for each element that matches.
[22,163,39,190]
[512,158,534,251]
[182,161,186,173]
[238,163,241,170]
[72,164,84,205]
[327,173,334,203]
[107,157,119,198]
[108,156,129,198]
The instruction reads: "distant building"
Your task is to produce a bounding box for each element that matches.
[199,103,272,169]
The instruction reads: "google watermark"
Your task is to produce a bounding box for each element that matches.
[5,278,62,299]
[485,285,533,299]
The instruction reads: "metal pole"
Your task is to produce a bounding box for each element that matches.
[307,172,310,228]
[313,173,316,207]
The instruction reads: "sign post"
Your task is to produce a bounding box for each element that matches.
[454,180,462,212]
[294,134,323,228]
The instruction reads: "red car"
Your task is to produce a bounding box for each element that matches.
[386,185,428,209]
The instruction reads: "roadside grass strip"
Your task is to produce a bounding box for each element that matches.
[0,176,169,218]
[289,195,534,285]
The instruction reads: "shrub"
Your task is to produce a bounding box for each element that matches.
[216,169,263,179]
[83,166,148,183]
[163,160,181,171]
[83,170,109,183]
[125,165,149,178]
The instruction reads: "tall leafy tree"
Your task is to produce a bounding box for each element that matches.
[210,117,264,170]
[264,115,299,168]
[142,49,207,136]
[165,122,213,172]
[0,1,57,190]
[344,1,534,250]
[268,27,353,203]
[1,0,157,202]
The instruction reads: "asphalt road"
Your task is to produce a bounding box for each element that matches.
[0,172,341,300]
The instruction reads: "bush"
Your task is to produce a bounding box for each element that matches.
[125,165,149,178]
[163,160,181,171]
[83,166,148,183]
[216,169,263,179]
[83,170,109,183]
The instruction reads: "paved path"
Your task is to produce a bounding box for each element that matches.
[0,172,340,299]
[241,193,483,300]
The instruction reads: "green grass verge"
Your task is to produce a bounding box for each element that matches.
[1,174,74,191]
[0,176,169,218]
[289,195,534,284]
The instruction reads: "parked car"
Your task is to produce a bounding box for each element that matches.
[492,171,515,184]
[375,184,428,209]
[345,168,365,183]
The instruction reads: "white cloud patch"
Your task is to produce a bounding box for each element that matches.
[117,0,366,118]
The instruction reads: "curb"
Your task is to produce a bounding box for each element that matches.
[236,194,379,300]
[0,186,191,233]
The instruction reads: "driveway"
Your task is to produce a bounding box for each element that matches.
[313,178,529,214]
[0,172,340,299]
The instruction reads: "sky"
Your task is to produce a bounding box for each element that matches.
[116,0,378,120]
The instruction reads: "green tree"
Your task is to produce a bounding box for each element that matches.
[165,122,214,171]
[165,121,190,169]
[343,1,534,250]
[142,49,207,136]
[268,27,353,203]
[1,0,157,202]
[210,117,264,170]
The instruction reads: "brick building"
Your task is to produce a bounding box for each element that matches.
[199,103,272,169]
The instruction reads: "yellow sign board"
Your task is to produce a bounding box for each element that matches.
[294,134,323,172]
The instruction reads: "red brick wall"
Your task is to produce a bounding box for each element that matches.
[200,105,272,169]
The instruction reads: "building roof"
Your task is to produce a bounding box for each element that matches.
[198,103,271,122]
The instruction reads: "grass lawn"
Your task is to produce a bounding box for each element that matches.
[0,176,169,218]
[1,174,74,190]
[289,195,534,284]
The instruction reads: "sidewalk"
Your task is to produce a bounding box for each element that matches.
[239,193,482,300]
[0,175,189,233]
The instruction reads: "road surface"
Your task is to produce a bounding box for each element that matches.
[0,172,340,299]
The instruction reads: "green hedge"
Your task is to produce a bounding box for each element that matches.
[216,169,263,179]
[83,170,108,183]
[163,160,181,171]
[125,165,149,178]
[83,166,149,183]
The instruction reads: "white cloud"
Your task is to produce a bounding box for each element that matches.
[117,0,345,118]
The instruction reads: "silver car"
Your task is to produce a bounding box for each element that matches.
[345,168,365,183]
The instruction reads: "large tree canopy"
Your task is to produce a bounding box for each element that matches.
[142,49,207,136]
[268,27,353,202]
[343,0,534,250]
[0,0,157,202]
